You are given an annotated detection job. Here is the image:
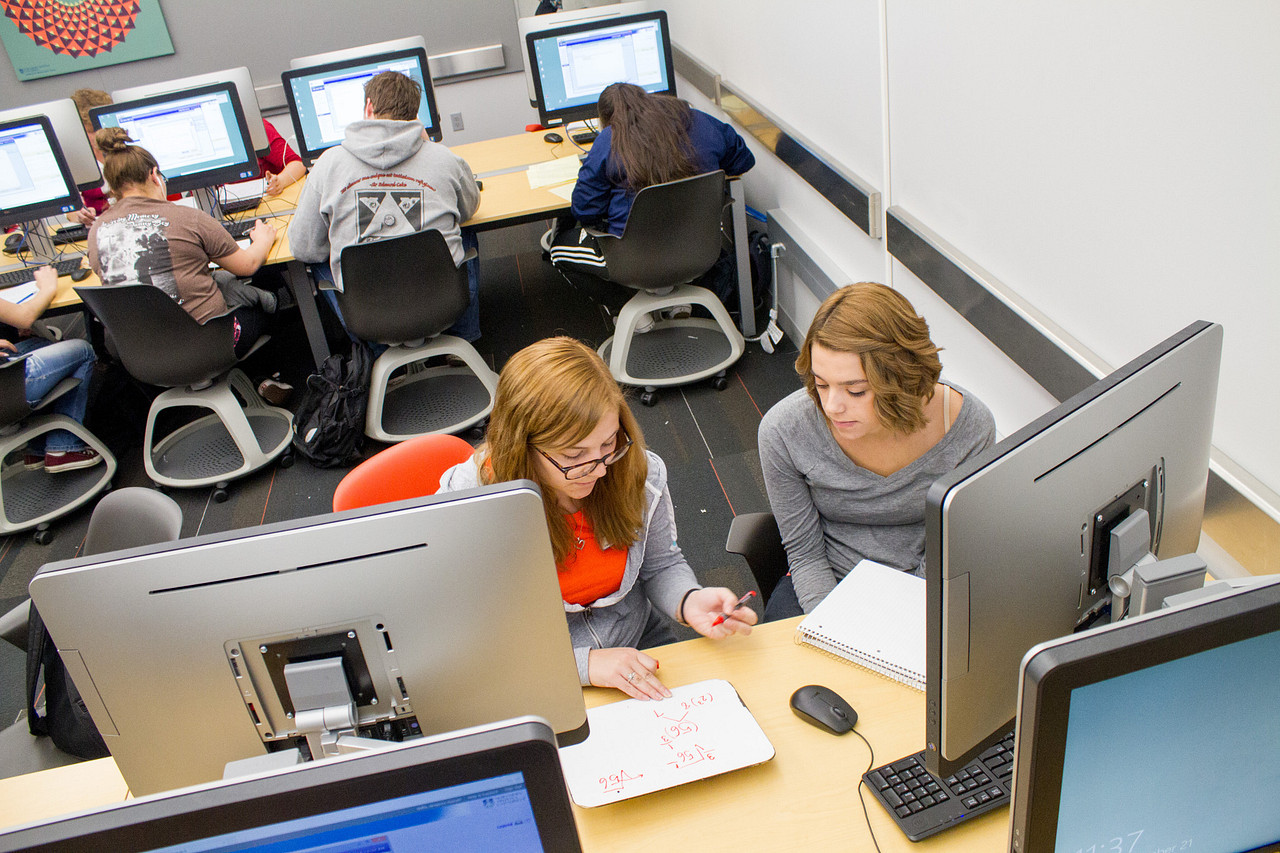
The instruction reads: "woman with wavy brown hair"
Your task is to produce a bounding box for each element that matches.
[438,336,756,700]
[758,283,997,620]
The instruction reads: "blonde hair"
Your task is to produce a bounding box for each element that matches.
[94,127,159,199]
[71,88,112,126]
[795,282,942,434]
[480,337,647,565]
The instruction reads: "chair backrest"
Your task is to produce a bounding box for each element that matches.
[599,170,727,292]
[725,511,788,605]
[76,284,239,387]
[82,487,184,555]
[332,433,474,512]
[336,229,469,345]
[0,358,32,428]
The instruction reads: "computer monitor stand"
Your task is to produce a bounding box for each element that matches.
[191,186,228,221]
[1105,508,1208,620]
[8,221,59,264]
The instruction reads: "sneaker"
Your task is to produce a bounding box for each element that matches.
[259,288,278,314]
[44,448,102,473]
[540,226,555,253]
[661,304,693,320]
[634,312,656,334]
[23,453,44,471]
[258,377,293,405]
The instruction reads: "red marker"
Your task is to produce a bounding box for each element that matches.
[711,590,758,626]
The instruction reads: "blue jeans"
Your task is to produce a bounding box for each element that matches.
[17,336,96,453]
[762,574,805,622]
[312,227,481,344]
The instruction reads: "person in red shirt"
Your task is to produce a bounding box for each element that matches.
[259,119,306,197]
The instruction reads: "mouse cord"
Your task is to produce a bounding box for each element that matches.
[850,728,883,853]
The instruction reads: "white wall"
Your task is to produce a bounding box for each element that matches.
[667,0,1280,510]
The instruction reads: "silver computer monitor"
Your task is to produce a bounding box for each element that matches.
[89,82,261,196]
[0,115,81,229]
[29,482,588,797]
[0,98,101,191]
[1010,579,1280,852]
[516,1,650,105]
[0,717,584,852]
[923,320,1222,778]
[113,67,270,156]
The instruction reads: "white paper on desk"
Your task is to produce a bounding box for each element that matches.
[558,678,774,807]
[526,157,582,189]
[547,182,576,202]
[0,281,39,304]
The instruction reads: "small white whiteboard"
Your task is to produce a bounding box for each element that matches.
[558,678,774,807]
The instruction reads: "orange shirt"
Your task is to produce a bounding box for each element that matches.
[558,511,627,606]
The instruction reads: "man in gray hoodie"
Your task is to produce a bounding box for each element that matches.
[290,71,482,341]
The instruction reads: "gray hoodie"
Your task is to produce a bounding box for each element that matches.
[437,450,701,684]
[289,119,480,291]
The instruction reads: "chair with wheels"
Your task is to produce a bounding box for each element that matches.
[724,511,788,606]
[1,486,182,779]
[594,170,745,406]
[76,284,293,502]
[335,229,498,443]
[332,432,473,512]
[0,354,115,544]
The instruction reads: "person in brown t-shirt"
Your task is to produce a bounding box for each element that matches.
[86,127,279,357]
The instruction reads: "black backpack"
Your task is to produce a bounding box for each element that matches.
[26,603,110,760]
[291,341,372,468]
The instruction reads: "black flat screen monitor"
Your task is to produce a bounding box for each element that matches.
[517,1,652,105]
[924,320,1223,778]
[88,82,260,195]
[113,66,270,157]
[0,115,81,229]
[28,482,588,797]
[0,99,101,192]
[1009,579,1280,853]
[282,47,442,164]
[526,10,675,128]
[0,717,583,853]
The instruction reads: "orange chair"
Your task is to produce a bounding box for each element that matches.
[332,433,474,512]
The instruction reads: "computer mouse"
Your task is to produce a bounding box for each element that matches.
[543,132,564,144]
[3,231,23,254]
[790,684,857,734]
[70,267,92,282]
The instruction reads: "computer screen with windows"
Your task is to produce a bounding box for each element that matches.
[88,82,259,195]
[112,66,270,156]
[0,99,101,192]
[28,482,588,798]
[1010,579,1280,853]
[0,718,583,853]
[282,46,442,163]
[0,115,81,229]
[526,10,675,128]
[517,1,651,105]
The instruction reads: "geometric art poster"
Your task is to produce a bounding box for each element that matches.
[1,0,173,81]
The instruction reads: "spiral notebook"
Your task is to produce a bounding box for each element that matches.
[795,559,926,690]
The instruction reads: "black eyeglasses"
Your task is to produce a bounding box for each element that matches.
[535,433,633,480]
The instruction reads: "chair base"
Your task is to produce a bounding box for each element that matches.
[600,284,746,389]
[0,415,116,537]
[145,369,292,489]
[366,336,498,443]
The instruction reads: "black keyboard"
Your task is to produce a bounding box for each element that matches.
[220,195,262,215]
[571,130,598,145]
[863,730,1015,841]
[0,258,84,288]
[52,224,88,245]
[222,219,256,241]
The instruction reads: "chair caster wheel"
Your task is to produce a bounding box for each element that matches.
[640,390,658,407]
[279,451,295,469]
[213,483,229,503]
[33,524,53,545]
[712,375,729,391]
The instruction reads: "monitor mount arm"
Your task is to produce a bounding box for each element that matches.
[1107,508,1207,622]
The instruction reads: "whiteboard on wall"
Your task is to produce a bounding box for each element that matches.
[885,0,1280,498]
[664,0,885,194]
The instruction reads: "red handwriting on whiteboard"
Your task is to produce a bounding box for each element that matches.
[599,768,643,794]
[667,744,716,770]
[653,692,716,750]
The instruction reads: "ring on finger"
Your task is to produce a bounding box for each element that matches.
[626,671,639,683]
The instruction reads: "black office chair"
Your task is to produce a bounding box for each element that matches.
[0,353,115,543]
[724,511,788,606]
[76,284,292,501]
[335,229,497,442]
[0,487,183,779]
[594,170,745,406]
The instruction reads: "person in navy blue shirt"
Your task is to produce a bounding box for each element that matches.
[547,83,754,317]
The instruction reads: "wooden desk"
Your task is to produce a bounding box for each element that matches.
[0,618,1008,851]
[452,130,586,177]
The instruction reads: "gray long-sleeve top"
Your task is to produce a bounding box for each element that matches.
[758,385,995,613]
[437,449,699,684]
